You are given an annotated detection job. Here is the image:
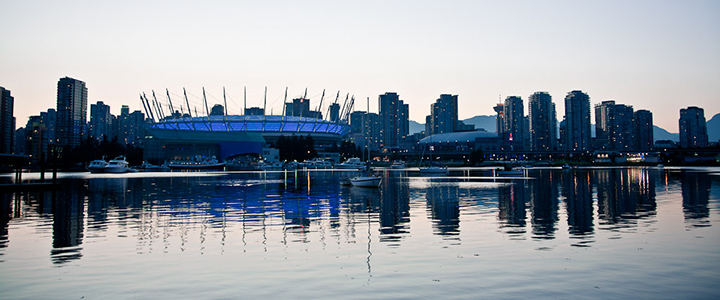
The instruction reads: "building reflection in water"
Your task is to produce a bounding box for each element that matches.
[426,181,460,238]
[562,170,594,242]
[681,170,711,228]
[0,167,715,263]
[497,180,527,238]
[595,168,656,228]
[379,173,410,242]
[52,180,85,264]
[530,171,559,239]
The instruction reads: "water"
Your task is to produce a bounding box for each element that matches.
[1,167,719,299]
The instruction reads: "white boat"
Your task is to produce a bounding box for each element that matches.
[168,156,226,170]
[258,161,283,170]
[138,161,170,172]
[336,157,364,169]
[496,167,526,177]
[390,160,406,169]
[305,158,333,169]
[419,166,448,174]
[87,158,109,173]
[349,172,382,187]
[104,156,131,173]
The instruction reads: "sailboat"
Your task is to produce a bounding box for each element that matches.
[350,97,382,187]
[419,135,448,175]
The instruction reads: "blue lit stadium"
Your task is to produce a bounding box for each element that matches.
[143,115,351,164]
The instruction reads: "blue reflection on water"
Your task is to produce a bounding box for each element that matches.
[0,167,718,299]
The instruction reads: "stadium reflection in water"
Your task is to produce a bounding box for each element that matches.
[0,167,718,299]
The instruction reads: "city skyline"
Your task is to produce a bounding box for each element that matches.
[1,1,718,132]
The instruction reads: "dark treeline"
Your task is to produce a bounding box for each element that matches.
[59,137,143,170]
[275,135,317,162]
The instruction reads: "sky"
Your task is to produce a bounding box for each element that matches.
[1,0,718,132]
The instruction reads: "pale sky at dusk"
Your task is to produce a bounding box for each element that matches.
[1,0,718,132]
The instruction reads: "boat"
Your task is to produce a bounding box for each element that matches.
[419,135,448,175]
[257,161,283,170]
[336,157,365,169]
[495,166,526,177]
[390,160,406,169]
[304,158,333,169]
[104,156,131,173]
[419,166,448,174]
[349,97,382,188]
[167,155,226,170]
[137,161,170,172]
[87,157,109,173]
[349,174,382,187]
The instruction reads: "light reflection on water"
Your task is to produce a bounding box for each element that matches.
[0,167,719,299]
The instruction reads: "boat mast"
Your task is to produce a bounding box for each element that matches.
[243,86,247,116]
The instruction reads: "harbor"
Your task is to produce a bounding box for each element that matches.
[1,166,718,299]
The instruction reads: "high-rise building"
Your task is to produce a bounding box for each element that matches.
[528,92,557,151]
[378,92,408,150]
[494,103,505,136]
[428,94,458,135]
[503,96,525,151]
[56,77,88,148]
[679,106,708,148]
[564,90,592,151]
[0,86,15,153]
[634,110,653,151]
[329,103,340,122]
[89,101,112,141]
[595,101,634,151]
[349,111,380,151]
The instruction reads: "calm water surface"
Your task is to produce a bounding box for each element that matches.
[1,167,719,299]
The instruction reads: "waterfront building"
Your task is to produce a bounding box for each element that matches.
[350,111,380,151]
[634,110,654,151]
[210,104,224,116]
[24,109,56,164]
[0,86,15,153]
[595,101,634,151]
[428,94,458,135]
[329,103,340,122]
[245,107,264,116]
[564,90,592,151]
[528,92,557,151]
[503,96,526,151]
[378,92,409,150]
[679,106,708,148]
[56,77,87,148]
[89,101,112,142]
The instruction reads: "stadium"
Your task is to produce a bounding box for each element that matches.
[140,88,353,164]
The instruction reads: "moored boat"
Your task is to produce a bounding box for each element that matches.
[390,160,406,169]
[336,157,364,169]
[168,156,226,170]
[419,166,448,174]
[104,156,131,173]
[87,158,109,173]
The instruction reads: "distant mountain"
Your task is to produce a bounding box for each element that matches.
[707,113,720,143]
[654,125,679,142]
[409,120,424,134]
[461,115,496,132]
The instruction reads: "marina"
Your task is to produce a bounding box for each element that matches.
[0,167,718,299]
